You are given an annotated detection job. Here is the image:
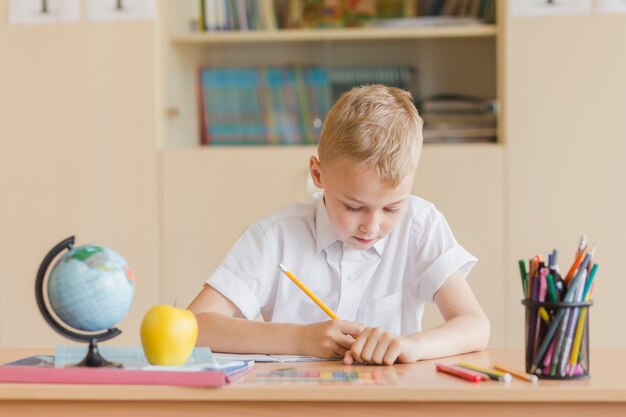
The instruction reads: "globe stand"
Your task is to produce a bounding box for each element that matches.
[35,236,124,368]
[73,338,121,368]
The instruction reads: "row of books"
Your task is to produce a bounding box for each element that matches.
[196,0,277,32]
[417,0,496,21]
[192,0,496,32]
[418,94,497,144]
[198,65,416,145]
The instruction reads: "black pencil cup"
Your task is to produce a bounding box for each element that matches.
[522,299,592,380]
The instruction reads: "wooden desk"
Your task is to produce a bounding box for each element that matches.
[1,348,625,417]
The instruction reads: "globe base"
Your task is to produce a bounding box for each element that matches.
[72,338,122,368]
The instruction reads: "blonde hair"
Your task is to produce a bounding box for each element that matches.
[318,84,423,188]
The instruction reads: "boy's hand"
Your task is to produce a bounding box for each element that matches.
[298,320,364,359]
[343,327,418,365]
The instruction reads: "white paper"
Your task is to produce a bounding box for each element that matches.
[595,0,626,13]
[84,0,155,21]
[9,0,79,25]
[509,0,591,17]
[212,353,332,363]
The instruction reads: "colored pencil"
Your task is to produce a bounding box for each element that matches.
[557,267,588,375]
[493,363,538,383]
[568,277,597,376]
[456,362,512,382]
[435,363,488,382]
[564,250,585,284]
[550,259,590,376]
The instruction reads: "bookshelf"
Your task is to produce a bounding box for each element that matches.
[159,1,505,344]
[160,2,500,149]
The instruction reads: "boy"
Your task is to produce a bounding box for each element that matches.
[188,85,490,365]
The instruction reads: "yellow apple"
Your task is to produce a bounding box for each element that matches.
[140,305,198,366]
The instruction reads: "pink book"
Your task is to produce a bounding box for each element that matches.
[0,361,254,387]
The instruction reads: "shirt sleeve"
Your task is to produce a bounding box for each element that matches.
[410,204,477,304]
[205,222,278,320]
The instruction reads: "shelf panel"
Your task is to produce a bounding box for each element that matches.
[171,25,497,45]
[160,142,503,154]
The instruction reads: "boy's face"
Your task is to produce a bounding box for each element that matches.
[310,156,415,251]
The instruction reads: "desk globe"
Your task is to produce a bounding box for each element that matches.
[35,236,135,367]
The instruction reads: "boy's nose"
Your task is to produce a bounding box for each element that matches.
[359,220,379,236]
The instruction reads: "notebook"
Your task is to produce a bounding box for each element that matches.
[0,346,254,387]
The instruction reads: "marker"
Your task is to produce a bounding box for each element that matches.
[518,260,528,298]
[493,363,538,383]
[546,274,558,302]
[534,269,549,353]
[456,362,512,382]
[278,263,340,320]
[435,363,488,382]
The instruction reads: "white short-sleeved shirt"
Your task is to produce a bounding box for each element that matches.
[206,193,477,336]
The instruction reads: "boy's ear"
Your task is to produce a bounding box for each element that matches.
[309,156,324,189]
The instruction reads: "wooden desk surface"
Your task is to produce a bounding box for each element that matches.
[1,348,625,417]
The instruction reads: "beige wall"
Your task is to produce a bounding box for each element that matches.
[505,13,626,348]
[0,2,159,347]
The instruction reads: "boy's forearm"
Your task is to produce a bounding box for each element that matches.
[194,312,304,355]
[405,313,490,361]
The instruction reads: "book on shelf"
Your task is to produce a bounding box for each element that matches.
[423,126,496,143]
[417,0,495,22]
[419,93,498,143]
[328,66,416,104]
[421,112,496,128]
[0,346,254,387]
[418,93,498,114]
[195,0,277,31]
[199,67,267,145]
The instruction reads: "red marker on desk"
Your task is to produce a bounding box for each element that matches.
[435,363,489,382]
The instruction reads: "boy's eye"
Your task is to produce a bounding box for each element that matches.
[385,207,401,214]
[345,204,363,212]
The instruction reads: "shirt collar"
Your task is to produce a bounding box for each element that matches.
[314,194,339,253]
[371,235,387,257]
[314,193,387,257]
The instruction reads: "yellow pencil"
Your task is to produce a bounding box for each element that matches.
[538,307,550,324]
[493,363,538,383]
[568,309,588,376]
[279,263,340,320]
[568,287,594,376]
